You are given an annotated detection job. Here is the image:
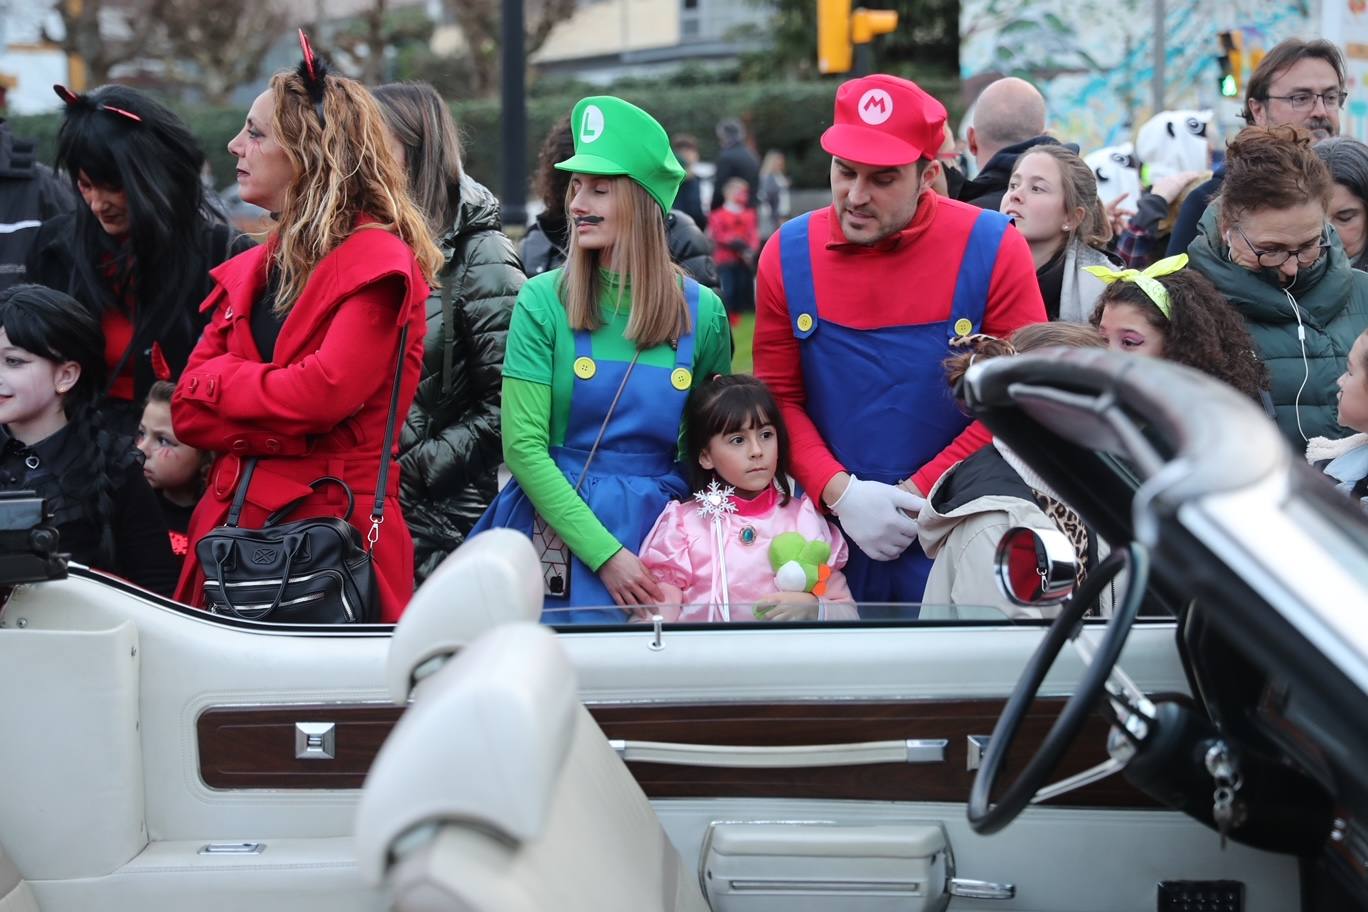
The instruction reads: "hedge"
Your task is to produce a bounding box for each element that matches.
[8,76,961,196]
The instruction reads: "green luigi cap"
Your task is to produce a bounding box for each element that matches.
[554,96,686,215]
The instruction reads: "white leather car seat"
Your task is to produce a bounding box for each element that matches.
[0,842,38,912]
[386,528,543,704]
[355,623,710,912]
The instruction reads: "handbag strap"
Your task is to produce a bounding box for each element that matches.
[221,323,409,544]
[225,457,257,528]
[572,348,641,495]
[368,322,410,547]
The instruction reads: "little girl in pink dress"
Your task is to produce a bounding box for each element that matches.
[639,374,856,622]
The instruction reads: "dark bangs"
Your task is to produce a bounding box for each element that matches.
[0,285,107,408]
[684,374,793,502]
[57,111,127,189]
[54,85,209,344]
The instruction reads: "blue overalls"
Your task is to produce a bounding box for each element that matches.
[778,209,1009,615]
[473,280,701,624]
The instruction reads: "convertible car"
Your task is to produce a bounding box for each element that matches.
[1,349,1365,911]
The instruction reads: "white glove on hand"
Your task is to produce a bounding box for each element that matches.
[829,475,926,561]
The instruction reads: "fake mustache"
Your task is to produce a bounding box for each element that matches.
[574,215,605,226]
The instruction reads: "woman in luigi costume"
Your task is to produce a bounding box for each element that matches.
[473,96,731,623]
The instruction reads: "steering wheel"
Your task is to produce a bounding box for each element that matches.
[967,542,1150,835]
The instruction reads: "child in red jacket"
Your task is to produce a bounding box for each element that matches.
[709,177,760,323]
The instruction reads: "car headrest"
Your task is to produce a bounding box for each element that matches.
[387,529,543,704]
[356,622,578,887]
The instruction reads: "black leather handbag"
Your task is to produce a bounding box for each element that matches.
[196,325,408,624]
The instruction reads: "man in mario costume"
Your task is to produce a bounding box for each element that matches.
[753,74,1046,613]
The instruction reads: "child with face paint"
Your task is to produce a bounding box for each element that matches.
[472,96,733,623]
[136,381,208,564]
[1089,254,1272,406]
[0,284,178,593]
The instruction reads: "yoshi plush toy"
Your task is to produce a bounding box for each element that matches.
[768,531,832,596]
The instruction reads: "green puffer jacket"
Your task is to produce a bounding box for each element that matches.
[398,176,526,582]
[1188,205,1368,445]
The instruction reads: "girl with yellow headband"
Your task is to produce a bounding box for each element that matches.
[1088,253,1272,406]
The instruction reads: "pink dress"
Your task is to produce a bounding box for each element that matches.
[639,484,857,622]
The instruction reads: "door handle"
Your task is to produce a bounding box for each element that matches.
[949,878,1016,900]
[967,734,990,771]
[608,737,947,768]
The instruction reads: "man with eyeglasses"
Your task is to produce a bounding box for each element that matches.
[1169,38,1347,257]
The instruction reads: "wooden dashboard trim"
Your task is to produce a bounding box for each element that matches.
[196,698,1154,807]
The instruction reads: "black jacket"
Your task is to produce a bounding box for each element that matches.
[958,136,1064,212]
[1166,168,1223,258]
[675,176,708,232]
[26,211,253,420]
[520,209,720,292]
[0,121,75,292]
[398,176,526,582]
[0,425,178,595]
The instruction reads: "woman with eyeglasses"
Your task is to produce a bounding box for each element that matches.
[26,85,254,436]
[1188,124,1368,446]
[170,37,442,621]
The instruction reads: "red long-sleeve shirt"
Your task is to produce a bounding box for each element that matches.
[753,192,1046,502]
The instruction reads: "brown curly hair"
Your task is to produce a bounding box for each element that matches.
[1218,124,1334,224]
[1089,269,1271,400]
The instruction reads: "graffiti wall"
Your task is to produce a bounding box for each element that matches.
[961,0,1316,155]
[1324,0,1368,140]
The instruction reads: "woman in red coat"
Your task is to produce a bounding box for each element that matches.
[171,39,442,621]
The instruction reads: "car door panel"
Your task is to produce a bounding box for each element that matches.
[653,799,1297,912]
[3,574,1299,911]
[1,575,386,912]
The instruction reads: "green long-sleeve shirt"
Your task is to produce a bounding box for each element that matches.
[501,269,731,570]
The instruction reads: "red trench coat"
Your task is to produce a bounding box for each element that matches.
[172,223,429,622]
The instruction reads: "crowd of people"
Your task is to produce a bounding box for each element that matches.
[1,33,1366,625]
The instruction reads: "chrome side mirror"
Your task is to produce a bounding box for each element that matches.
[994,526,1077,606]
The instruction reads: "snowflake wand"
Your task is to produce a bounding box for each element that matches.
[693,480,737,621]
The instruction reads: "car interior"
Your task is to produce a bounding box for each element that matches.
[1,349,1365,911]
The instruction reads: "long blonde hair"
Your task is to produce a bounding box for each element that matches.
[267,69,442,314]
[560,177,689,349]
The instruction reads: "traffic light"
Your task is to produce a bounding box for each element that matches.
[818,0,854,74]
[1217,30,1244,98]
[818,0,899,75]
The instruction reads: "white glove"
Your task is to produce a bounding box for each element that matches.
[829,475,926,561]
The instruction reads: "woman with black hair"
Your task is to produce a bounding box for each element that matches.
[26,84,252,434]
[0,284,178,594]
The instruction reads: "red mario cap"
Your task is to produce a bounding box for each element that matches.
[821,74,948,168]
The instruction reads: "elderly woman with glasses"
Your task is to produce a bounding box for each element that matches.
[1188,124,1368,447]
